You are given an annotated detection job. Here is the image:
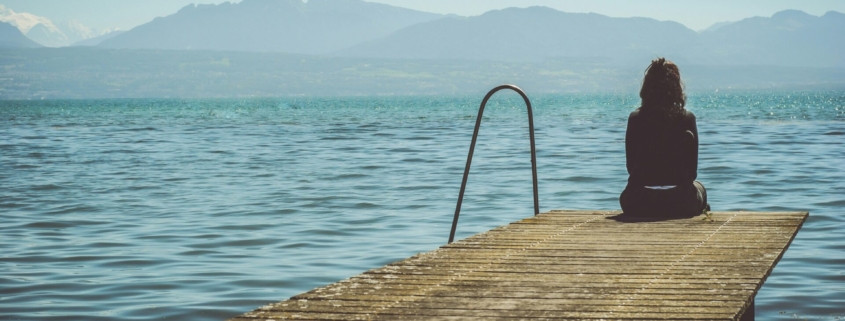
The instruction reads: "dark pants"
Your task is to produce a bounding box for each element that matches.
[620,181,707,217]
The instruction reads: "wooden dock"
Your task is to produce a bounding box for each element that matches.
[230,210,807,320]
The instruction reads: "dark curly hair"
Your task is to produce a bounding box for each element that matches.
[639,58,686,121]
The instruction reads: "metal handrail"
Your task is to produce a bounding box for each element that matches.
[448,84,539,244]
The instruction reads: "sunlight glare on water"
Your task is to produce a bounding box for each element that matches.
[1,91,843,320]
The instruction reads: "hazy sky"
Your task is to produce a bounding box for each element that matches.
[2,0,844,31]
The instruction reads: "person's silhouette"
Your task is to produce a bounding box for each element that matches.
[619,58,708,218]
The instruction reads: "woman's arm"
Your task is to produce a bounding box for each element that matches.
[625,113,637,177]
[685,111,699,182]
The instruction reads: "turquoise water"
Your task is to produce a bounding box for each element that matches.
[1,92,843,320]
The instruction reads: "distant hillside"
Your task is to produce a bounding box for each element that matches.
[2,4,844,99]
[2,47,843,99]
[99,0,443,54]
[340,7,697,64]
[695,10,845,67]
[1,5,105,47]
[699,21,733,33]
[24,22,68,47]
[96,3,845,68]
[72,30,125,46]
[0,21,41,48]
[341,8,845,68]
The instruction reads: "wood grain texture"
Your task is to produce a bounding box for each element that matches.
[229,210,806,321]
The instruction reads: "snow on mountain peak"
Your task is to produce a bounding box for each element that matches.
[0,4,58,34]
[0,5,116,47]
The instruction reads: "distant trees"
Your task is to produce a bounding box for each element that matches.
[1,48,843,100]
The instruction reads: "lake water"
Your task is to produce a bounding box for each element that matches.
[1,92,843,320]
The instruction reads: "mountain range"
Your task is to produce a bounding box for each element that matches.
[0,4,119,47]
[1,0,843,99]
[98,0,443,53]
[342,7,845,67]
[0,20,40,48]
[693,10,845,67]
[89,0,843,68]
[71,30,125,47]
[340,7,697,65]
[1,0,842,68]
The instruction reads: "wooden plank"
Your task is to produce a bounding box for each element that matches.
[228,210,806,321]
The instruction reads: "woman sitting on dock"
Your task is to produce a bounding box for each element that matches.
[620,58,708,217]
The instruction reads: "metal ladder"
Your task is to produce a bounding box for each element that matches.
[448,84,539,244]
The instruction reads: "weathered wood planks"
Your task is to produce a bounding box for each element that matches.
[229,210,807,320]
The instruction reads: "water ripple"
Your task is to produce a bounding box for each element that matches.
[1,93,843,320]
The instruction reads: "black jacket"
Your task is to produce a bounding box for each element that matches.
[625,108,698,187]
